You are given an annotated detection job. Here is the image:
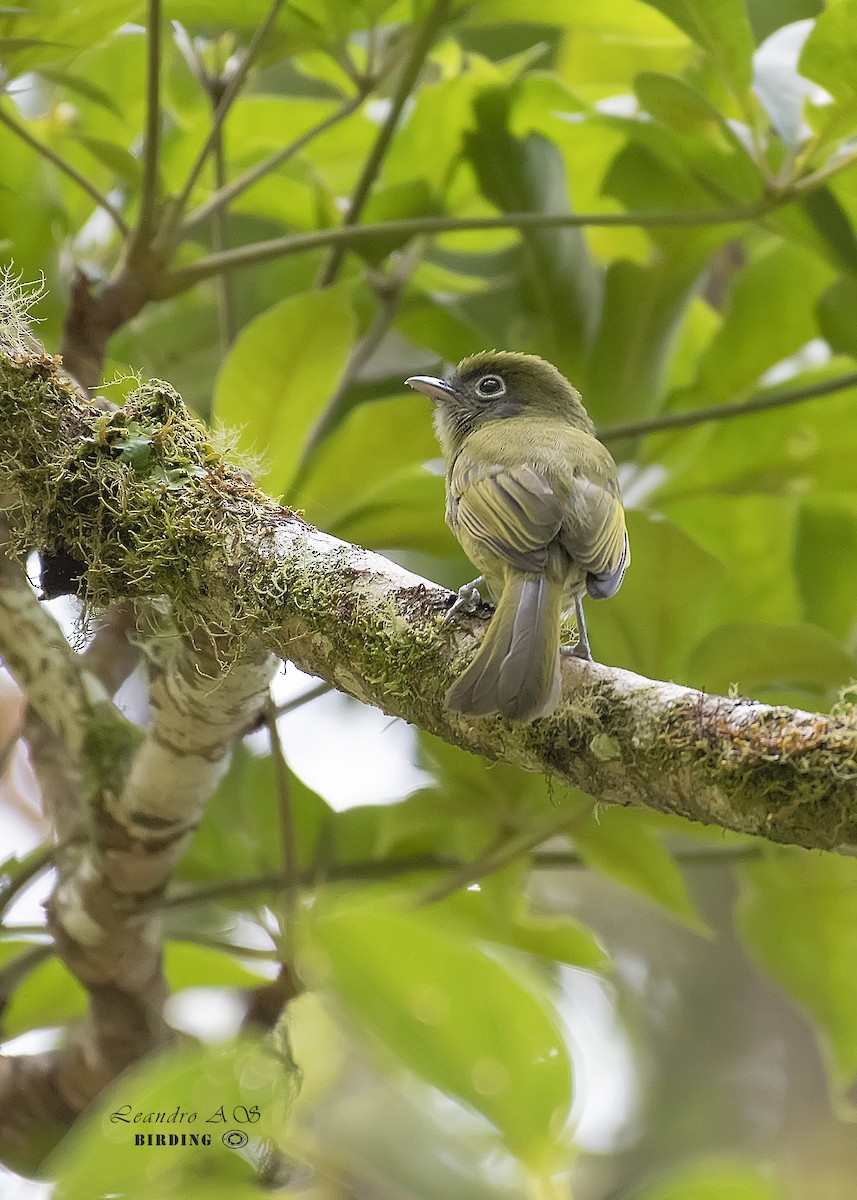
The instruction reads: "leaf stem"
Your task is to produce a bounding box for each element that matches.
[315,0,450,287]
[131,0,163,251]
[165,0,287,243]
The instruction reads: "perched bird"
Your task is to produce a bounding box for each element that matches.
[406,351,629,723]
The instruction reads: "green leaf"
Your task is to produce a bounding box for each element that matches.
[305,892,574,1166]
[802,186,857,274]
[464,86,601,380]
[48,1038,285,1200]
[634,71,722,132]
[662,494,801,625]
[795,496,857,645]
[800,0,857,102]
[439,878,607,971]
[641,0,756,96]
[686,621,857,699]
[584,511,727,682]
[73,135,141,186]
[213,285,356,495]
[3,956,86,1037]
[297,391,451,551]
[38,67,122,114]
[686,242,834,406]
[629,1158,788,1200]
[817,276,857,356]
[738,848,857,1092]
[651,366,857,499]
[164,941,271,990]
[586,256,704,425]
[572,807,708,932]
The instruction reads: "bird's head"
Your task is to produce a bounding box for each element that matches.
[406,350,594,456]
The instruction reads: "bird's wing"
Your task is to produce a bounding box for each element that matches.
[559,471,629,598]
[449,459,564,573]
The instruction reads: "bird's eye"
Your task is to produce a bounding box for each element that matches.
[476,374,505,397]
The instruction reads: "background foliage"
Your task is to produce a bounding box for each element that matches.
[2,0,857,1197]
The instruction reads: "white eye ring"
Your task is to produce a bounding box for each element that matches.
[476,374,505,397]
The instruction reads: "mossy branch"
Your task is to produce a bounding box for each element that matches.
[2,346,856,856]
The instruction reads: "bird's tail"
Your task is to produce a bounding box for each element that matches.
[445,573,564,723]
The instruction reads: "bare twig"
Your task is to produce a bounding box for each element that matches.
[418,805,593,906]
[599,369,857,442]
[130,0,164,252]
[266,696,298,961]
[293,238,426,491]
[165,0,287,243]
[316,0,450,286]
[157,196,785,296]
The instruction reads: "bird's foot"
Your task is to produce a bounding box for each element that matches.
[444,575,486,621]
[560,640,592,661]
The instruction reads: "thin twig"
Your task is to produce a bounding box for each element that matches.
[316,0,450,287]
[0,104,129,236]
[599,369,857,442]
[131,0,163,251]
[157,196,785,296]
[182,94,367,234]
[210,91,237,348]
[417,805,594,907]
[166,0,287,242]
[0,843,56,919]
[244,680,332,733]
[293,238,426,491]
[266,697,298,961]
[154,843,765,912]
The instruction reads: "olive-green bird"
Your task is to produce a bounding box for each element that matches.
[406,351,629,723]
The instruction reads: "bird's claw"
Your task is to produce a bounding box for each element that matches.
[444,576,486,621]
[560,641,592,661]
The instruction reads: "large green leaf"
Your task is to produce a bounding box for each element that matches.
[583,511,728,682]
[686,620,857,699]
[641,0,756,96]
[213,285,356,495]
[306,892,574,1166]
[296,391,453,551]
[800,0,857,102]
[629,1159,788,1200]
[683,242,834,407]
[572,807,708,932]
[464,86,601,381]
[794,495,857,646]
[738,848,857,1092]
[662,494,801,625]
[650,366,857,500]
[48,1038,284,1200]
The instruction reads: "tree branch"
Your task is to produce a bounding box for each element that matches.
[2,347,856,857]
[316,0,450,287]
[157,198,785,296]
[599,369,857,442]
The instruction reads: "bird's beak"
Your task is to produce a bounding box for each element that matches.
[405,375,456,404]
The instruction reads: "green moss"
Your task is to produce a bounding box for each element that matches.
[0,355,290,659]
